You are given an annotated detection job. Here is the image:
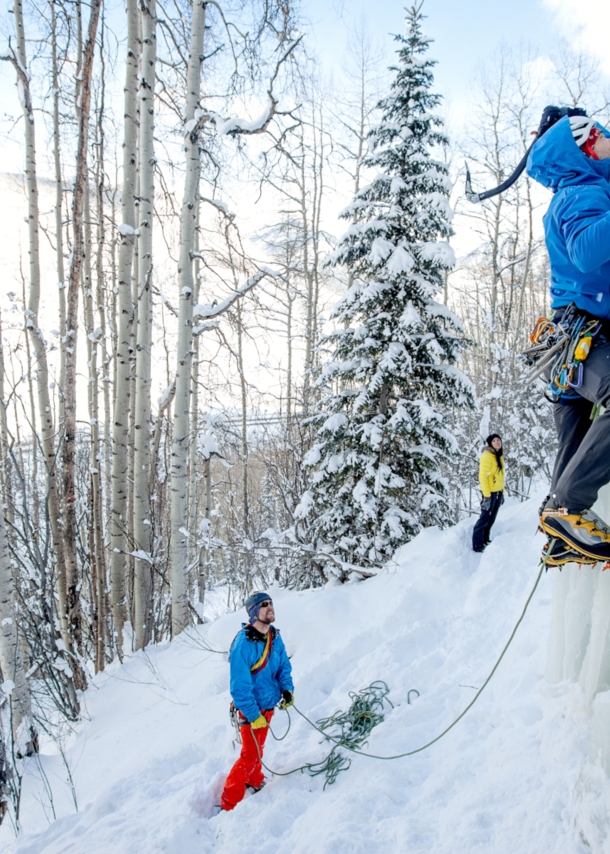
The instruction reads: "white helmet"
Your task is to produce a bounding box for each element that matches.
[569,115,596,147]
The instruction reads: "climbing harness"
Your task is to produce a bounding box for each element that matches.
[229,701,244,747]
[519,304,601,398]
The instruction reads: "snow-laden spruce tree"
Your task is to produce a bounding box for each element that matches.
[296,4,473,571]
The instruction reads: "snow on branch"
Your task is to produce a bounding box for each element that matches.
[193,320,220,336]
[200,196,235,219]
[300,546,376,579]
[211,102,277,137]
[207,36,304,138]
[193,268,277,319]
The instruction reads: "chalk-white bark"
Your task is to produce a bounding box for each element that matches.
[110,0,139,656]
[0,505,32,749]
[170,0,207,637]
[62,0,101,671]
[133,0,157,651]
[8,0,72,658]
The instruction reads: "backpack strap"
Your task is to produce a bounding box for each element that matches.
[250,627,274,674]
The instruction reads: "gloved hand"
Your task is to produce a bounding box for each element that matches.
[279,690,294,710]
[500,492,505,506]
[250,714,268,729]
[481,496,491,511]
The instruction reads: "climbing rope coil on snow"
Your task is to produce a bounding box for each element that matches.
[251,560,546,787]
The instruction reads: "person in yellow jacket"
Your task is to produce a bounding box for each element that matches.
[472,433,505,552]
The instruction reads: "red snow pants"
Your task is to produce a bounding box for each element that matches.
[221,708,274,810]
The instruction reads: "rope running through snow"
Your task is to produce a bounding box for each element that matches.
[255,558,546,783]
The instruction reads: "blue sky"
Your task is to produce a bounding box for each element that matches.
[303,0,569,113]
[0,0,600,176]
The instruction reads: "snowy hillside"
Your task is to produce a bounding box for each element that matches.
[1,495,597,854]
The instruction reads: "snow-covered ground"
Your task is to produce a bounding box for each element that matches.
[1,495,596,853]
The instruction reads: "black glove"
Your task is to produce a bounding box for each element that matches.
[481,496,491,512]
[499,492,505,506]
[279,690,294,710]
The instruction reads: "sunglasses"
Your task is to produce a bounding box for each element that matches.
[259,600,273,608]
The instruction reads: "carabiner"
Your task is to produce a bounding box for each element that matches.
[567,362,584,389]
[556,366,570,390]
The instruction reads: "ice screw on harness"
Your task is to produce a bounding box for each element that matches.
[519,304,601,397]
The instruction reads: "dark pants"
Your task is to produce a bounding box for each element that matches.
[551,335,610,511]
[472,491,503,551]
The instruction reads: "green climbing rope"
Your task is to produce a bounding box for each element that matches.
[257,681,396,787]
[255,560,545,782]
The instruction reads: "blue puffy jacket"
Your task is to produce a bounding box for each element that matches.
[527,116,610,319]
[229,624,293,722]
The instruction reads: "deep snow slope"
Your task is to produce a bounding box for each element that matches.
[1,496,593,854]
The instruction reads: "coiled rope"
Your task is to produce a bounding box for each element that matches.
[255,561,545,785]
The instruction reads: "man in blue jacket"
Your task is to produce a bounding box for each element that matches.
[220,591,294,811]
[527,112,610,561]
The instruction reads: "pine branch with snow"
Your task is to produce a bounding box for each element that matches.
[297,5,474,570]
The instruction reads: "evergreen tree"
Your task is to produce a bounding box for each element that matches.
[296,3,474,571]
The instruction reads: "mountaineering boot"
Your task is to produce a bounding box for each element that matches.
[540,502,610,561]
[246,780,266,793]
[541,535,599,567]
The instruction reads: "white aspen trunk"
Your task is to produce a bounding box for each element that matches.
[286,286,293,424]
[63,0,101,671]
[0,503,32,750]
[50,0,67,435]
[197,454,211,609]
[150,380,175,496]
[236,302,250,542]
[94,84,108,674]
[187,205,201,574]
[83,181,107,674]
[299,141,314,413]
[22,279,39,532]
[127,163,140,628]
[95,20,114,564]
[170,0,206,637]
[11,0,72,660]
[110,0,139,657]
[0,316,12,528]
[133,0,156,651]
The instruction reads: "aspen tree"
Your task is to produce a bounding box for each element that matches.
[170,0,207,636]
[2,0,72,661]
[82,180,107,672]
[63,0,101,667]
[0,318,11,528]
[187,206,201,576]
[50,0,67,431]
[110,0,139,656]
[0,504,33,751]
[96,18,112,560]
[133,0,157,650]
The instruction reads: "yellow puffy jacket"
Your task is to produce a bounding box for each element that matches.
[479,449,505,498]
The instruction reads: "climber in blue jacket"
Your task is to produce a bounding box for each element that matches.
[220,591,294,811]
[527,112,610,560]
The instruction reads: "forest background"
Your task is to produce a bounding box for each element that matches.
[0,0,608,830]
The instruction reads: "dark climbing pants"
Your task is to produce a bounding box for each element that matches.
[472,491,503,551]
[551,334,610,511]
